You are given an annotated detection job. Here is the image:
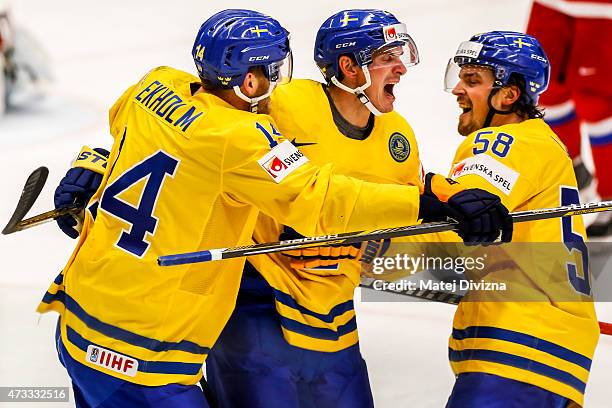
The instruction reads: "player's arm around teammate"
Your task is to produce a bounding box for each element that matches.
[42,10,513,408]
[204,10,511,408]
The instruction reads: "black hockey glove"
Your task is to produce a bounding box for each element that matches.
[419,173,513,245]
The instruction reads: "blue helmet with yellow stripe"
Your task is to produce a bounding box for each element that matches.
[192,9,292,90]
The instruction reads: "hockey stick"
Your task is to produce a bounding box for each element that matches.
[3,167,49,234]
[158,200,612,266]
[600,321,612,336]
[1,167,80,235]
[359,282,612,336]
[358,280,612,336]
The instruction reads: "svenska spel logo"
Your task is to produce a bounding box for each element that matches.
[262,156,288,178]
[452,162,466,178]
[384,26,397,41]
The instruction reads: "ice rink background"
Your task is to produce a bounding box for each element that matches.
[0,0,610,406]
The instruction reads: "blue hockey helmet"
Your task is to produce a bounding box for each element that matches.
[314,9,419,115]
[315,9,419,82]
[444,31,550,104]
[192,9,292,111]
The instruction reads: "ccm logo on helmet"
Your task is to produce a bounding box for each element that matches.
[249,55,270,61]
[530,54,547,62]
[335,41,356,49]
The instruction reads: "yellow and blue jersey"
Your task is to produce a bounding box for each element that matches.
[248,79,424,352]
[447,119,599,406]
[37,68,423,386]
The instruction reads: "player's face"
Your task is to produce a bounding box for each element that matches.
[451,65,496,136]
[363,45,408,113]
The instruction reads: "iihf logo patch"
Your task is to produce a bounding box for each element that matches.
[86,345,138,377]
[388,133,410,162]
[90,347,99,363]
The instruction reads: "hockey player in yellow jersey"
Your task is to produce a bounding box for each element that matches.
[42,10,512,408]
[442,32,599,407]
[204,10,507,408]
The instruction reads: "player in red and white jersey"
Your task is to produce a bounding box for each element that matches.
[526,0,612,236]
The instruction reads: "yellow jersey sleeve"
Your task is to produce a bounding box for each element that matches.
[222,117,422,236]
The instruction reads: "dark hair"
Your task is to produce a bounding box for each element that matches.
[201,79,216,91]
[506,73,544,119]
[200,65,265,91]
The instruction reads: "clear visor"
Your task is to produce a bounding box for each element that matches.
[443,59,495,92]
[265,51,293,86]
[368,39,419,71]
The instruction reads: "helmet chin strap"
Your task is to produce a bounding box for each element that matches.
[233,83,277,113]
[483,87,514,128]
[330,65,383,116]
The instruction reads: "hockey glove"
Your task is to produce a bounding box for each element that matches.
[54,146,109,239]
[419,173,513,245]
[279,226,362,269]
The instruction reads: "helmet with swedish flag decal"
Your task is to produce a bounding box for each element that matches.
[314,9,419,116]
[314,9,418,82]
[192,9,292,112]
[448,31,550,104]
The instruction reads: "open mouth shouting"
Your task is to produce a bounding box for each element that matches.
[384,80,399,101]
[458,99,472,119]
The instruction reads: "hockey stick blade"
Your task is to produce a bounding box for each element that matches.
[2,167,49,234]
[158,200,612,266]
[2,167,82,234]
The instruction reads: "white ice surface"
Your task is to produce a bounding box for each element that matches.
[0,1,610,407]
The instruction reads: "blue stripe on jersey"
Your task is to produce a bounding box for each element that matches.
[42,290,211,356]
[589,132,612,147]
[53,272,64,285]
[279,315,357,341]
[452,326,592,370]
[448,348,586,394]
[544,110,577,127]
[41,288,65,304]
[65,325,202,375]
[272,288,354,324]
